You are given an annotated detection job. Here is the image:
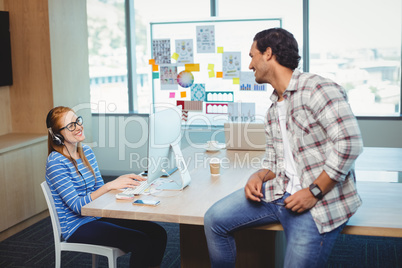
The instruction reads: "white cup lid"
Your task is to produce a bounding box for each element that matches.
[210,158,220,163]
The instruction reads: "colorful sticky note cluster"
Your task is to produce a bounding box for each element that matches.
[149,59,159,79]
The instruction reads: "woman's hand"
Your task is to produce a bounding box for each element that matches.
[91,174,146,201]
[106,174,147,191]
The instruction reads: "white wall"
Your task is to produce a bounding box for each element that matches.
[357,119,402,148]
[48,0,93,141]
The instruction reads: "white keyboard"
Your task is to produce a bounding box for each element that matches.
[122,181,149,195]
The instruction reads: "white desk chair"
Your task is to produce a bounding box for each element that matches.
[41,181,125,268]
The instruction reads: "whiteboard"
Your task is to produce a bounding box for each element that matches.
[150,18,281,126]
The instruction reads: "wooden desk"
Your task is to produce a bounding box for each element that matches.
[83,147,263,225]
[82,147,402,267]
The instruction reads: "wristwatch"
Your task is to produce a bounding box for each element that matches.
[309,183,323,200]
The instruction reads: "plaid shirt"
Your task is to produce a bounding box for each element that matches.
[262,69,363,234]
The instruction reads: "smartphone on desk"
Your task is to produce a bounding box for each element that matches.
[132,199,160,206]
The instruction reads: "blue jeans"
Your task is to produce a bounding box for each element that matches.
[204,189,346,268]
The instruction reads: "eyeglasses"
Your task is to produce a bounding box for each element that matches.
[59,116,83,132]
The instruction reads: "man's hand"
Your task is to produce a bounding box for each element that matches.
[244,169,275,202]
[244,172,264,202]
[284,188,318,213]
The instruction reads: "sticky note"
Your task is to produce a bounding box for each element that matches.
[149,59,155,65]
[172,53,179,60]
[216,72,223,78]
[169,92,175,98]
[152,64,159,72]
[185,64,200,72]
[152,72,159,79]
[180,91,187,98]
[233,78,240,84]
[208,70,215,78]
[217,47,224,53]
[208,64,214,70]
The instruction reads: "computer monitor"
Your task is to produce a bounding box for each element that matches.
[146,106,191,190]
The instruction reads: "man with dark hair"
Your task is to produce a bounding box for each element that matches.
[204,28,363,268]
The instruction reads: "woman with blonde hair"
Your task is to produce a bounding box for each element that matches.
[45,106,167,268]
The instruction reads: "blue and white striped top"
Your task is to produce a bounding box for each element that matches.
[45,144,104,240]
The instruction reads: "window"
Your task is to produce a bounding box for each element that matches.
[87,0,401,117]
[217,0,303,49]
[310,0,401,116]
[133,0,210,114]
[87,0,128,113]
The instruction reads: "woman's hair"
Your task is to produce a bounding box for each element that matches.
[46,106,96,178]
[253,28,301,70]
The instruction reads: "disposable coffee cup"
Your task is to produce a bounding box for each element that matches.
[209,158,220,176]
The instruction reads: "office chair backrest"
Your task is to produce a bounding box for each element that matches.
[41,182,63,246]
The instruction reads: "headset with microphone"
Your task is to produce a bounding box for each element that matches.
[46,108,65,146]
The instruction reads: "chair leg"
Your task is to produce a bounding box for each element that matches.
[108,256,118,268]
[55,250,61,268]
[92,254,98,268]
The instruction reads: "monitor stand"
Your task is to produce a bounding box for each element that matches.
[156,143,191,191]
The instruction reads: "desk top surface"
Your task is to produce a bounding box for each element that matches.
[82,146,402,237]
